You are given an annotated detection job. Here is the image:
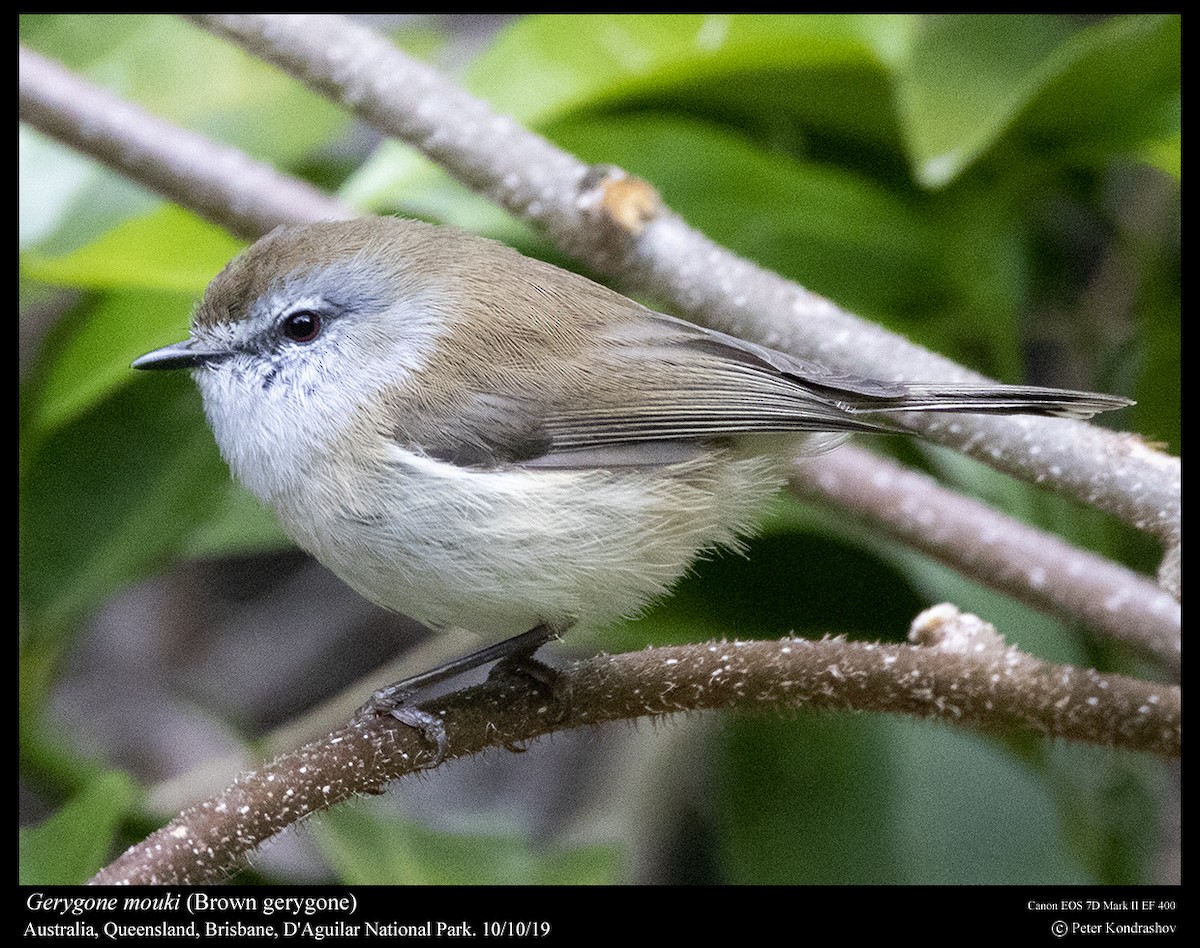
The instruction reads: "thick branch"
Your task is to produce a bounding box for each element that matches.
[187,13,1179,547]
[90,615,1181,885]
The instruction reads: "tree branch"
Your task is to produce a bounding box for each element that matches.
[790,446,1181,672]
[90,608,1181,885]
[17,46,349,241]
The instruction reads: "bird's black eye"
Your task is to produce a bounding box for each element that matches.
[282,310,322,343]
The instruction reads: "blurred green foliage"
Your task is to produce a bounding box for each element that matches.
[19,14,1178,885]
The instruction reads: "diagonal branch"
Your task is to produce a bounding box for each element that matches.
[791,446,1181,671]
[17,45,349,241]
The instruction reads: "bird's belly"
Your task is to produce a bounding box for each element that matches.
[275,446,785,640]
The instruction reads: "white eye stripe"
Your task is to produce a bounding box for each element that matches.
[274,294,331,321]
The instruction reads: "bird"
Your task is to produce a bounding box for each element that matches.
[132,216,1133,743]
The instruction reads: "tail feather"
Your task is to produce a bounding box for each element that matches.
[835,383,1134,422]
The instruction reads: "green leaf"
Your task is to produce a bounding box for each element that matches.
[898,15,1076,188]
[21,205,242,294]
[1133,288,1182,457]
[19,771,137,884]
[1049,745,1161,884]
[898,15,1181,188]
[315,805,624,885]
[184,485,290,560]
[23,287,194,442]
[717,708,1155,884]
[1019,16,1180,162]
[20,374,229,636]
[474,14,911,127]
[20,209,240,439]
[344,14,914,211]
[1136,132,1181,181]
[883,721,1094,883]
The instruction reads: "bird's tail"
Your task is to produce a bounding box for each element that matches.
[842,383,1134,421]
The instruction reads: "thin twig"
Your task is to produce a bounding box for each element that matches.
[790,446,1181,671]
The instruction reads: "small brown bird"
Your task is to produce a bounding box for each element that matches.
[135,217,1132,712]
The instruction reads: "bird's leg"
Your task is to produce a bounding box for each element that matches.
[354,623,568,765]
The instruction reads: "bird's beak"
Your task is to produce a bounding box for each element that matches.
[131,339,231,371]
